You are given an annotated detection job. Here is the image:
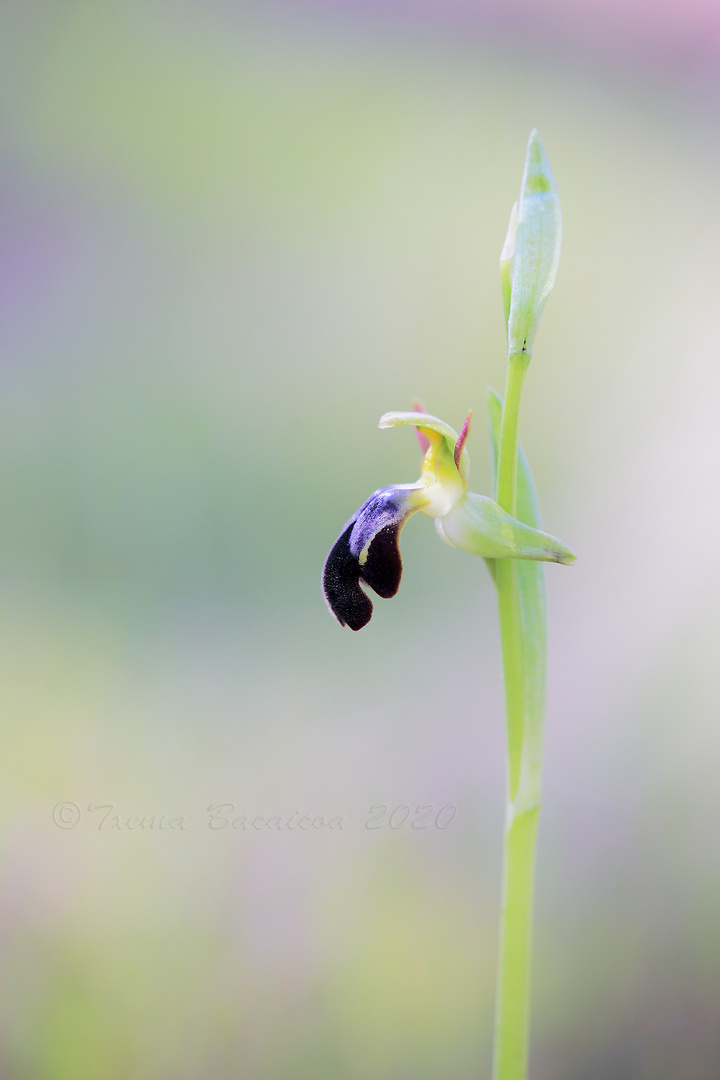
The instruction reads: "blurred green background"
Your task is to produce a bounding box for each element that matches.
[2,2,720,1077]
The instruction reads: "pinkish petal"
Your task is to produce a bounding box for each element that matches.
[412,399,431,454]
[454,409,472,471]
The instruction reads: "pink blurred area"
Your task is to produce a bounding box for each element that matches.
[286,0,720,61]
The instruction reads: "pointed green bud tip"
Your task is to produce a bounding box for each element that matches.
[506,129,562,363]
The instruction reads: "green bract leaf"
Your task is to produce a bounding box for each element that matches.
[486,386,541,527]
[486,387,549,790]
[506,130,562,362]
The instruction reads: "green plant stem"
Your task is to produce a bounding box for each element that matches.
[495,359,526,519]
[491,354,546,1080]
[492,802,540,1080]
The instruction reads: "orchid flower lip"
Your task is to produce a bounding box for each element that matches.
[322,483,427,631]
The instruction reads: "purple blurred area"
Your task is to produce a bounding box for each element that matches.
[299,0,720,63]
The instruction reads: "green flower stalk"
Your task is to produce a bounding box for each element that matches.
[491,130,563,1080]
[322,129,570,1080]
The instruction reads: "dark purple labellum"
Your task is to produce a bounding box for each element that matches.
[322,522,375,631]
[357,524,402,600]
[322,490,408,630]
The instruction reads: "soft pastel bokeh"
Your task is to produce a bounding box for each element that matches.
[2,2,719,1077]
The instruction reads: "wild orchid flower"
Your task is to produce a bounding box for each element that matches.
[322,407,574,630]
